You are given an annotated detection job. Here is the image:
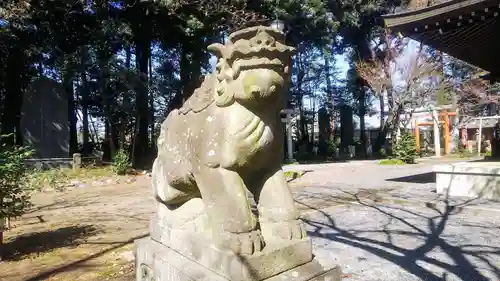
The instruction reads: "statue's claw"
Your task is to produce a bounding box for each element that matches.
[220,230,265,255]
[261,220,306,241]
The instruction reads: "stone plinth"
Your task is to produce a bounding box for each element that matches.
[434,162,500,199]
[135,237,341,281]
[149,217,313,280]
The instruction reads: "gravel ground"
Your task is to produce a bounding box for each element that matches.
[305,203,500,281]
[287,159,500,281]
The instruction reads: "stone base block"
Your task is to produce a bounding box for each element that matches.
[434,162,500,199]
[150,217,314,281]
[135,237,341,281]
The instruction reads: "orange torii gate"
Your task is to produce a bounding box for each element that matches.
[414,110,457,155]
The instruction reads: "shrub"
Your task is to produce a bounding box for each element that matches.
[327,137,341,156]
[111,149,130,175]
[379,148,387,158]
[393,132,418,164]
[0,137,36,233]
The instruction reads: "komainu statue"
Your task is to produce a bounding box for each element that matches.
[141,25,341,281]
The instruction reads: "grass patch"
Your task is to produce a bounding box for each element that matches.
[29,166,115,190]
[98,265,119,279]
[284,171,306,181]
[379,159,406,165]
[448,152,475,159]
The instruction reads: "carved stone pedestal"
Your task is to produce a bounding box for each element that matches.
[135,237,341,281]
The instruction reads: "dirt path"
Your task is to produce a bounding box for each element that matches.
[0,163,425,281]
[1,176,154,281]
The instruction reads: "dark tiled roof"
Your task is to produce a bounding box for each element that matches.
[383,0,500,77]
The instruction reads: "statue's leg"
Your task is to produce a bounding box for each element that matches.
[254,168,306,241]
[152,156,198,205]
[196,167,264,255]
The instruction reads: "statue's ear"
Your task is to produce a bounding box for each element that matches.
[207,43,225,58]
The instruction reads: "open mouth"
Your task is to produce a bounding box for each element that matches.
[234,57,283,70]
[231,57,287,79]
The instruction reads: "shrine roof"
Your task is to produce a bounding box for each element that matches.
[383,0,500,78]
[466,118,499,128]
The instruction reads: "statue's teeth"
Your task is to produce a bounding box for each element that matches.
[271,58,281,65]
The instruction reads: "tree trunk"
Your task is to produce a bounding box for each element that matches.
[103,121,111,161]
[133,10,151,168]
[374,100,401,154]
[359,88,367,156]
[62,55,78,156]
[0,229,3,261]
[340,105,354,150]
[120,46,132,151]
[324,53,334,142]
[354,34,372,156]
[149,52,155,152]
[0,48,24,146]
[80,47,90,155]
[295,52,308,145]
[379,95,385,130]
[179,38,204,102]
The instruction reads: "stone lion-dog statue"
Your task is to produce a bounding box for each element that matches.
[151,26,308,265]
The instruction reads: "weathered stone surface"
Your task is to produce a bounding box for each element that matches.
[21,77,69,159]
[135,237,341,281]
[434,162,500,199]
[151,25,305,255]
[149,215,313,280]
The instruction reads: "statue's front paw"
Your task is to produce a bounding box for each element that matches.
[261,220,306,241]
[219,230,265,255]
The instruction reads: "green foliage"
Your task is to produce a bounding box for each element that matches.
[378,148,387,158]
[393,132,418,164]
[111,149,130,175]
[458,150,474,158]
[0,137,35,221]
[379,159,405,165]
[453,136,462,154]
[327,137,341,156]
[0,0,404,169]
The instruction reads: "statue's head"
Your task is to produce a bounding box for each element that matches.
[208,26,295,109]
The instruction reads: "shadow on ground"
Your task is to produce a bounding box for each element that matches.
[20,233,148,281]
[298,193,500,281]
[386,172,436,184]
[1,225,99,261]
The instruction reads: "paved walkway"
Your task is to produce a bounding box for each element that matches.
[287,160,500,281]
